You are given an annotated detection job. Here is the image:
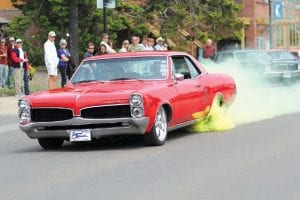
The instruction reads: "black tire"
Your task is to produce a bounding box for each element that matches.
[38,138,64,149]
[144,107,168,146]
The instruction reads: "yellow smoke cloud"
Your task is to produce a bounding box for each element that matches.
[189,104,235,133]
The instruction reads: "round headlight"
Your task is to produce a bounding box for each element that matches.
[131,107,144,118]
[20,111,31,124]
[130,94,142,106]
[19,100,30,110]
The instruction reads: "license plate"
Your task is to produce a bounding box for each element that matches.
[283,71,292,78]
[69,129,91,142]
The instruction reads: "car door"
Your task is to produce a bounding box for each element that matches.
[171,56,207,123]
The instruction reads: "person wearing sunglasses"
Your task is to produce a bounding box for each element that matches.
[83,42,95,59]
[0,38,7,89]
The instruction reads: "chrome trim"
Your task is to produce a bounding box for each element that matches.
[168,120,196,132]
[20,116,149,139]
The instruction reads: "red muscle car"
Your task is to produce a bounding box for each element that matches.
[18,51,236,149]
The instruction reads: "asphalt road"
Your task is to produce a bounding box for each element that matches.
[1,112,300,200]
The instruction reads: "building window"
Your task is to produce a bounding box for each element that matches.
[276,26,284,47]
[289,24,299,47]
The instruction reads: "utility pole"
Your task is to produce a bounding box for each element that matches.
[103,0,107,34]
[269,0,272,49]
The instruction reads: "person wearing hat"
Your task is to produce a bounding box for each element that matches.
[11,39,30,96]
[154,37,167,51]
[44,31,59,89]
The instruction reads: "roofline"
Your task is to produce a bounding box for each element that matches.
[84,51,189,61]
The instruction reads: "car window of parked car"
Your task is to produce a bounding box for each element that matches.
[267,51,296,59]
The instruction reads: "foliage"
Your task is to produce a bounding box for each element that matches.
[5,0,243,66]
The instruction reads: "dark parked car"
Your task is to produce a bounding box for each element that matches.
[214,49,300,83]
[265,49,300,81]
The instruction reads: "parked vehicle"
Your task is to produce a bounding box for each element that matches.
[288,49,300,59]
[214,49,300,83]
[18,51,236,149]
[265,49,300,82]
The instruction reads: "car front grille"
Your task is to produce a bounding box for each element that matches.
[31,108,73,122]
[81,105,131,119]
[271,63,298,71]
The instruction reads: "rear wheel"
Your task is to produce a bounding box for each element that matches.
[38,138,64,149]
[144,107,168,146]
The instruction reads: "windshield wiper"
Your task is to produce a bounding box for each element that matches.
[72,80,98,84]
[109,77,141,81]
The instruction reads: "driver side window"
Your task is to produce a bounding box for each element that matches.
[171,56,200,79]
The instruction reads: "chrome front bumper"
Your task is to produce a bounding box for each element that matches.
[264,70,300,79]
[19,117,149,139]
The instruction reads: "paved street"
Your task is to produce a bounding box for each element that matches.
[1,111,300,200]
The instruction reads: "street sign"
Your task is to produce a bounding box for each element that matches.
[97,0,116,9]
[273,1,283,19]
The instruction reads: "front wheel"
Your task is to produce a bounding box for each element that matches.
[38,138,64,149]
[143,107,168,146]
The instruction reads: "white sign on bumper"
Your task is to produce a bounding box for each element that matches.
[69,129,91,142]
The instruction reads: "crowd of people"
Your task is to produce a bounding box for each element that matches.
[0,30,216,97]
[82,33,168,60]
[0,36,30,97]
[45,31,169,90]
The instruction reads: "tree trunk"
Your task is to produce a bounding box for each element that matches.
[68,0,79,66]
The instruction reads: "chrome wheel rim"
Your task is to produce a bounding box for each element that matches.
[155,107,167,141]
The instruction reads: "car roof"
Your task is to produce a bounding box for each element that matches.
[265,49,289,52]
[216,49,265,54]
[84,51,190,61]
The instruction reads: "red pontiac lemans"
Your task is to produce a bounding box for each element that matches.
[18,51,236,149]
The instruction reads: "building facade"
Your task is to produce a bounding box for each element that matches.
[0,0,22,37]
[239,0,300,50]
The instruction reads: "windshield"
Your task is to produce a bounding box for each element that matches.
[267,51,296,59]
[71,56,168,84]
[235,51,270,61]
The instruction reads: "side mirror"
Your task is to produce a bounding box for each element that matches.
[174,73,184,80]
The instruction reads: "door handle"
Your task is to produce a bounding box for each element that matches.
[194,84,201,88]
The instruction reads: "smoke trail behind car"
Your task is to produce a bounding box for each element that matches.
[203,59,300,125]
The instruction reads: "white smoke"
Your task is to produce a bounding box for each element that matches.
[202,59,300,125]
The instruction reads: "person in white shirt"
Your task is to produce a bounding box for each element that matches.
[44,31,59,89]
[119,40,130,52]
[100,33,116,54]
[154,37,168,51]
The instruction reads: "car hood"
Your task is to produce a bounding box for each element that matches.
[27,81,158,109]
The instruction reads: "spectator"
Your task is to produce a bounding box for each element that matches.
[0,38,7,88]
[128,36,142,52]
[11,39,30,96]
[145,37,155,51]
[57,38,70,87]
[83,42,95,59]
[154,37,167,51]
[139,36,148,51]
[44,31,59,89]
[203,38,216,60]
[119,40,130,52]
[98,44,108,55]
[6,37,15,89]
[107,40,116,53]
[100,33,115,53]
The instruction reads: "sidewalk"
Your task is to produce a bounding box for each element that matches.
[0,96,18,116]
